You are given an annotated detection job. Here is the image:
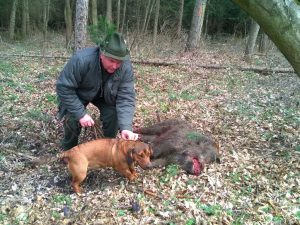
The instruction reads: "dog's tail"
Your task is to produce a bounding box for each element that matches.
[58,151,71,163]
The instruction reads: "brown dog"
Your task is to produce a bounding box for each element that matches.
[60,138,152,193]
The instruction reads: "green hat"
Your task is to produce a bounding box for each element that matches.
[101,32,130,60]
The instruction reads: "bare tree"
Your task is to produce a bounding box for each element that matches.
[136,0,141,33]
[106,0,112,23]
[177,0,184,37]
[233,0,300,77]
[142,0,151,34]
[120,0,127,33]
[91,0,98,26]
[258,32,269,54]
[9,0,18,40]
[43,0,51,43]
[64,0,73,48]
[117,0,120,30]
[244,18,260,60]
[185,0,207,51]
[75,0,89,51]
[144,0,156,34]
[21,0,29,38]
[153,0,160,45]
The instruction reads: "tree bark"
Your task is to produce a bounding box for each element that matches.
[153,0,160,45]
[244,19,260,59]
[185,0,207,51]
[9,0,18,40]
[64,0,73,48]
[75,0,89,51]
[232,0,300,77]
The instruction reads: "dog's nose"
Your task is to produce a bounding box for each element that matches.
[145,162,153,169]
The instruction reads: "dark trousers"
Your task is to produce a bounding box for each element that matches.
[62,99,118,150]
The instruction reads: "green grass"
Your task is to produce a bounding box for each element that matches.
[295,210,300,220]
[0,213,7,222]
[185,218,196,225]
[52,194,72,206]
[51,210,61,220]
[199,204,223,216]
[160,164,180,184]
[0,61,17,77]
[117,209,126,217]
[45,93,58,104]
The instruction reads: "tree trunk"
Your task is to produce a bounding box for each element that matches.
[232,0,300,77]
[116,0,120,30]
[75,0,89,51]
[136,0,141,33]
[21,0,28,38]
[177,0,184,37]
[153,0,160,45]
[185,0,207,51]
[9,0,18,40]
[258,32,269,54]
[142,0,151,34]
[26,0,30,35]
[145,0,156,34]
[91,0,98,26]
[43,0,51,43]
[244,19,260,59]
[106,0,112,23]
[64,0,73,48]
[120,0,127,33]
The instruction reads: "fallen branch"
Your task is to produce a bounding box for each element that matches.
[0,53,69,59]
[131,59,295,75]
[0,53,295,75]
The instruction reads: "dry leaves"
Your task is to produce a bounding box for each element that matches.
[0,35,299,224]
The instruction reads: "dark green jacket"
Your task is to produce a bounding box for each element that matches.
[56,47,135,131]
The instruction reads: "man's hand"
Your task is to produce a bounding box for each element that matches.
[121,130,139,141]
[79,114,95,127]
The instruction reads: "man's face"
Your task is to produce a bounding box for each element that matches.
[100,54,122,74]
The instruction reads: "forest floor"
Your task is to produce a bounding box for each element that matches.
[0,33,299,225]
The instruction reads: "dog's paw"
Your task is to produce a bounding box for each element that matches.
[127,172,138,181]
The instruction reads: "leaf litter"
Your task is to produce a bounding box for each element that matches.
[0,35,299,224]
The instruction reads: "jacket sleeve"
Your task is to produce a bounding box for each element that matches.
[56,55,87,120]
[116,61,136,131]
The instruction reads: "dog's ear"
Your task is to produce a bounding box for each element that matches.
[126,148,135,165]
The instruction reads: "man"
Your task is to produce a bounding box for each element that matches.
[56,32,139,150]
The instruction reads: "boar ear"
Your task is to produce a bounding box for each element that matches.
[126,148,134,165]
[150,145,154,155]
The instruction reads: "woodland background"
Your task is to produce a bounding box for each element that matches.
[0,0,299,224]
